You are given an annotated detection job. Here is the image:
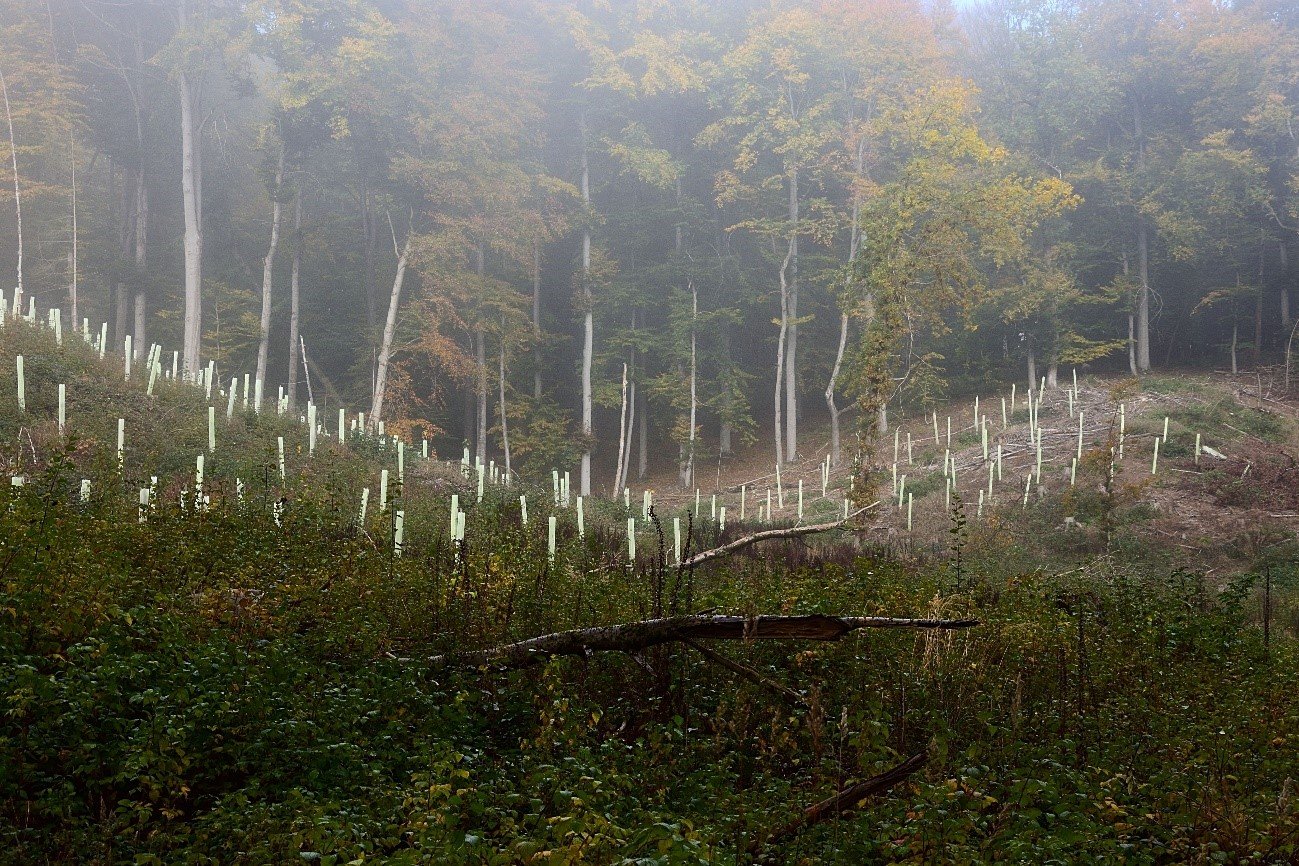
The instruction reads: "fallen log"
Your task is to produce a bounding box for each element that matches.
[681,503,879,569]
[752,751,928,855]
[428,613,978,670]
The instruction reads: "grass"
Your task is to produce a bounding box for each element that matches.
[2,324,1299,864]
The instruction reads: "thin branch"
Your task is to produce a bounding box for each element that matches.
[681,504,877,568]
[683,638,806,707]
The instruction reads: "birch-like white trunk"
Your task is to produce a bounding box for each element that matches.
[774,236,794,467]
[499,333,511,479]
[613,362,628,494]
[286,188,302,409]
[370,219,412,428]
[255,144,284,401]
[178,50,203,377]
[784,167,800,462]
[0,65,22,301]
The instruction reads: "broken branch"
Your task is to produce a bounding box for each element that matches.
[681,504,878,568]
[428,613,978,670]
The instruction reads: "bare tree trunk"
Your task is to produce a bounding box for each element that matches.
[1026,342,1037,392]
[474,243,487,465]
[613,363,629,494]
[369,213,412,428]
[680,280,697,489]
[286,188,302,409]
[579,114,593,497]
[619,312,637,487]
[785,166,800,461]
[637,390,647,480]
[255,144,284,405]
[1281,240,1292,331]
[532,239,542,400]
[1136,221,1151,373]
[1046,362,1058,390]
[132,170,147,356]
[774,236,794,467]
[69,132,79,324]
[116,169,133,342]
[178,29,203,377]
[498,323,511,479]
[0,65,22,304]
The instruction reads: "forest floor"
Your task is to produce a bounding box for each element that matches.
[641,367,1299,578]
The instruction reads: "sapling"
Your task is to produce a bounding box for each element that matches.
[242,374,250,409]
[52,309,60,345]
[891,462,898,493]
[893,429,899,463]
[170,350,177,380]
[719,507,726,531]
[476,464,484,502]
[204,361,214,400]
[907,492,913,531]
[422,439,428,459]
[1077,411,1084,461]
[378,420,385,436]
[124,336,133,381]
[14,355,22,411]
[843,498,849,520]
[380,469,389,511]
[576,495,585,538]
[79,479,90,501]
[1023,474,1032,507]
[396,437,402,479]
[449,494,459,539]
[138,488,148,523]
[622,486,629,508]
[9,477,21,487]
[236,478,244,502]
[673,517,682,563]
[548,515,557,561]
[1119,404,1126,459]
[393,510,404,556]
[740,485,746,520]
[695,488,700,515]
[1151,437,1160,475]
[1195,433,1202,465]
[797,480,803,519]
[1163,416,1169,440]
[338,409,346,445]
[520,495,528,525]
[946,416,951,447]
[897,474,906,509]
[977,488,984,518]
[57,383,64,433]
[97,323,107,359]
[711,493,717,520]
[146,360,158,396]
[552,470,560,504]
[933,412,940,444]
[117,418,124,467]
[1002,396,1008,428]
[195,454,204,498]
[277,436,285,481]
[626,517,636,561]
[907,432,913,463]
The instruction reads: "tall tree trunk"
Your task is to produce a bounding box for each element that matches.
[0,64,23,304]
[637,389,647,480]
[475,329,487,464]
[785,166,800,461]
[178,34,203,378]
[369,214,412,428]
[774,236,793,467]
[579,114,593,497]
[1133,97,1151,374]
[1255,238,1265,368]
[613,363,629,494]
[1136,220,1151,373]
[474,243,487,466]
[1128,315,1137,376]
[827,310,849,466]
[1026,342,1037,392]
[1046,362,1058,390]
[255,144,284,406]
[286,188,302,409]
[1231,322,1238,375]
[116,169,133,342]
[680,280,697,489]
[498,327,511,479]
[69,132,79,325]
[132,169,147,356]
[1281,241,1292,332]
[532,239,542,400]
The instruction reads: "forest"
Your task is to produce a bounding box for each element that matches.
[0,0,1294,485]
[3,0,1299,863]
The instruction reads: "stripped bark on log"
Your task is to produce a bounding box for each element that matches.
[681,504,878,568]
